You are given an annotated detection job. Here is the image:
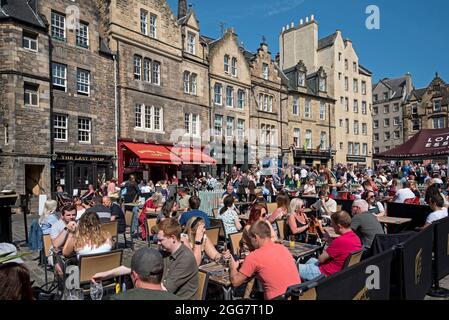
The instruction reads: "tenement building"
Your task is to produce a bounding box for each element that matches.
[281,60,336,168]
[207,27,251,174]
[40,0,116,196]
[0,0,51,200]
[244,41,288,174]
[403,73,449,140]
[97,0,214,182]
[372,74,413,156]
[279,16,373,167]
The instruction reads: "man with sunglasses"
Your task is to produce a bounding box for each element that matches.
[364,191,385,217]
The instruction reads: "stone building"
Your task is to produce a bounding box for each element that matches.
[372,74,413,155]
[39,0,116,196]
[244,41,288,174]
[281,61,336,168]
[207,28,252,173]
[0,0,51,199]
[403,73,449,140]
[279,16,373,167]
[97,0,213,182]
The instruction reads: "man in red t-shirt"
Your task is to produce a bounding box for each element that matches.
[229,220,301,300]
[298,211,361,281]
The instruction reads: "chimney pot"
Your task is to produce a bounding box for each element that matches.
[286,24,289,30]
[305,16,309,23]
[300,19,303,25]
[311,14,315,21]
[282,27,285,32]
[291,22,294,28]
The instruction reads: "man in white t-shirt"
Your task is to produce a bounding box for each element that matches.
[394,182,416,203]
[300,168,308,179]
[311,191,337,218]
[420,193,448,230]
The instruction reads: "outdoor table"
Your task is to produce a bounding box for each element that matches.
[378,216,412,225]
[123,202,142,207]
[199,262,233,300]
[323,226,340,239]
[281,240,321,264]
[238,213,250,221]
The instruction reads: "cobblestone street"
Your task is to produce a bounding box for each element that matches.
[9,212,449,300]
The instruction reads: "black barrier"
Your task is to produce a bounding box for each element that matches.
[385,202,432,232]
[397,224,434,300]
[314,249,394,300]
[335,199,353,216]
[428,216,449,297]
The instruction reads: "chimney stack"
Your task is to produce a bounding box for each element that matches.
[178,0,187,19]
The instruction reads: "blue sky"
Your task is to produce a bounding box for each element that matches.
[167,0,449,88]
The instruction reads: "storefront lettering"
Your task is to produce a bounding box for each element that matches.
[426,136,449,148]
[58,155,107,162]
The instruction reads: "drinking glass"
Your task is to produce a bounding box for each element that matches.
[90,280,103,300]
[289,236,296,249]
[63,288,84,300]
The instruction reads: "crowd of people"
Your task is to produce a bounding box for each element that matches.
[2,160,449,300]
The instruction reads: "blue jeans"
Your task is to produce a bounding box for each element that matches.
[298,258,323,281]
[131,205,143,234]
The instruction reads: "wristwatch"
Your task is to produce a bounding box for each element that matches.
[64,227,68,231]
[194,239,203,245]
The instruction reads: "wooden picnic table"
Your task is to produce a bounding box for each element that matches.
[281,240,321,262]
[377,216,412,225]
[323,226,340,239]
[199,262,233,300]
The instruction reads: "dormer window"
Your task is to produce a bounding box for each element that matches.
[298,71,305,87]
[319,77,326,92]
[187,32,196,55]
[383,92,389,100]
[433,100,442,112]
[262,63,269,80]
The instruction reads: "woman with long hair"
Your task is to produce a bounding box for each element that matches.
[287,198,309,242]
[62,211,112,258]
[217,195,242,238]
[181,217,231,266]
[39,199,59,235]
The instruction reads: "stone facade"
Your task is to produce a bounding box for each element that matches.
[208,28,251,169]
[282,61,336,168]
[0,7,51,196]
[245,42,287,169]
[403,74,449,140]
[279,17,373,167]
[372,75,413,155]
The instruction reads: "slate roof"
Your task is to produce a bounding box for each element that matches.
[0,0,45,29]
[318,33,337,50]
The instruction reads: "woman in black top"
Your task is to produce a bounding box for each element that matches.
[287,198,309,242]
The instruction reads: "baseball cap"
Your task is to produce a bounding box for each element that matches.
[131,248,163,277]
[0,243,24,264]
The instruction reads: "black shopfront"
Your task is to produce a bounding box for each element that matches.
[52,153,114,196]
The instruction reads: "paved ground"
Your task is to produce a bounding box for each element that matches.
[9,212,449,300]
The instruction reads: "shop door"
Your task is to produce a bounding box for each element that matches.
[74,164,93,195]
[25,165,44,196]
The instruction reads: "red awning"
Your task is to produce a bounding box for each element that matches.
[122,142,181,165]
[375,128,449,160]
[169,146,217,165]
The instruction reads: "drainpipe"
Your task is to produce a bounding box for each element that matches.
[113,53,119,180]
[48,28,55,197]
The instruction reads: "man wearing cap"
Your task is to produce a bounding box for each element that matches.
[109,248,179,300]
